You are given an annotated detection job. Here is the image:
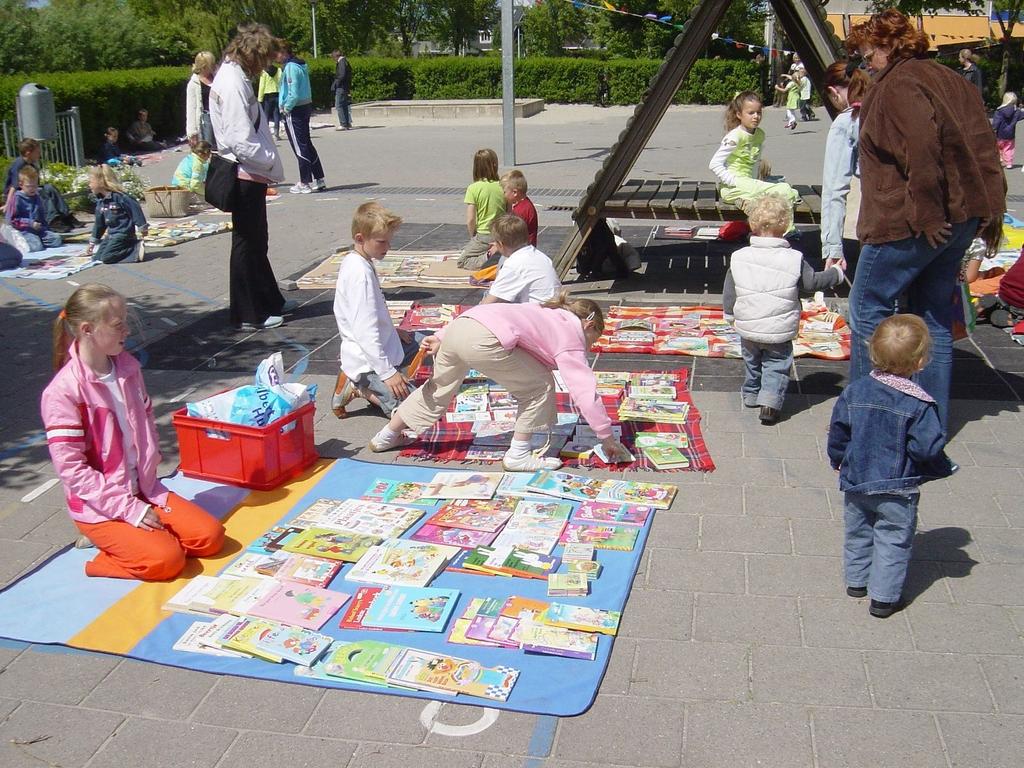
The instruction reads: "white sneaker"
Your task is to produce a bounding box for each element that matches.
[289,182,312,194]
[501,453,562,472]
[314,179,327,192]
[369,430,417,453]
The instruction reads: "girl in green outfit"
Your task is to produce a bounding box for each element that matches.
[775,75,800,130]
[709,91,799,213]
[457,148,506,270]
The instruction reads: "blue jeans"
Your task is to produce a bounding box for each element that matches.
[848,219,978,429]
[740,338,793,410]
[843,490,919,603]
[334,90,352,128]
[353,334,423,415]
[21,229,62,251]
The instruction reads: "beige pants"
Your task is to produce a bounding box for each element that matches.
[843,176,861,242]
[457,234,494,270]
[396,317,557,435]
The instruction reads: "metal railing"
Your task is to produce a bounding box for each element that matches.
[2,106,86,167]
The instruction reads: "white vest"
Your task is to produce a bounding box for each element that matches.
[730,236,803,344]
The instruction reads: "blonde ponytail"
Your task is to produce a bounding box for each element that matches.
[541,290,605,335]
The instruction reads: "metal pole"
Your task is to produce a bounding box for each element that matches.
[311,1,318,59]
[501,0,515,165]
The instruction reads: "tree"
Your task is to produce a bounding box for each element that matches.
[425,0,498,54]
[991,0,1024,95]
[520,0,588,57]
[0,0,37,74]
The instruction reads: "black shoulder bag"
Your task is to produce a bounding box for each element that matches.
[204,109,262,212]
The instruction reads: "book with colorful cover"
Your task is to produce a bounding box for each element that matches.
[518,623,600,660]
[447,598,503,646]
[630,372,679,387]
[596,479,677,510]
[222,552,289,580]
[361,479,439,507]
[410,523,498,549]
[245,582,350,631]
[290,499,422,539]
[337,587,409,631]
[218,617,284,662]
[542,603,621,635]
[208,576,278,616]
[618,398,690,424]
[321,640,407,686]
[634,433,690,469]
[463,596,507,644]
[346,538,460,587]
[162,575,223,615]
[559,523,640,551]
[561,543,595,562]
[634,431,689,450]
[491,548,562,579]
[564,559,602,580]
[275,554,342,589]
[445,547,490,576]
[525,470,605,502]
[487,596,550,647]
[359,585,460,632]
[547,571,589,596]
[573,500,654,527]
[280,528,381,563]
[627,385,678,400]
[172,620,248,658]
[248,525,306,554]
[420,471,503,500]
[495,472,547,498]
[385,648,519,701]
[425,498,518,532]
[230,618,334,666]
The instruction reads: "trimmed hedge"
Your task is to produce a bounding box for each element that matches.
[0,57,759,153]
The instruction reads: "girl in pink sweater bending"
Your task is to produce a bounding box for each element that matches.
[368,292,631,471]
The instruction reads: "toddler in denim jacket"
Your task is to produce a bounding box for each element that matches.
[827,315,955,618]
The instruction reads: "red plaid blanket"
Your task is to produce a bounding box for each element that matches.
[398,368,714,472]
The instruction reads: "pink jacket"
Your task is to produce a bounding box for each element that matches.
[456,303,613,439]
[40,343,168,525]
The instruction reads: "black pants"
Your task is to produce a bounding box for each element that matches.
[283,103,324,184]
[229,179,284,326]
[40,184,71,224]
[261,94,280,136]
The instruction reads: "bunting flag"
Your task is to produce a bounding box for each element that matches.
[553,0,687,31]
[709,31,792,57]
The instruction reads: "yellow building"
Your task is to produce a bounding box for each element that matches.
[825,2,1022,51]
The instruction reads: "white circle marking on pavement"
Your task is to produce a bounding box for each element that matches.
[419,700,500,735]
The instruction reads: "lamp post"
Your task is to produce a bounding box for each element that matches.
[311,0,319,59]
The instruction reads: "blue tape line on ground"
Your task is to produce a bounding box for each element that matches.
[105,263,217,304]
[0,278,61,308]
[524,715,558,768]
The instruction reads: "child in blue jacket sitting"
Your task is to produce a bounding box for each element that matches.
[5,165,62,251]
[170,141,211,195]
[827,314,955,619]
[84,165,148,264]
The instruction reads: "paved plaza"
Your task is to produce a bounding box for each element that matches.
[0,104,1022,767]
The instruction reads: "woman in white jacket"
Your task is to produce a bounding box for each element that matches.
[185,51,217,148]
[210,23,293,331]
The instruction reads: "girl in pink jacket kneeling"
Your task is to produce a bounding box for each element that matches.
[368,291,632,471]
[41,284,225,580]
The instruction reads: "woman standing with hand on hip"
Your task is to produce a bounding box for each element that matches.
[844,9,1005,429]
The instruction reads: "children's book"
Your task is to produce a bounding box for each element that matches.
[245,582,351,631]
[385,648,519,701]
[321,640,407,687]
[445,547,490,576]
[410,523,498,549]
[172,620,248,657]
[280,527,381,563]
[463,596,507,644]
[573,500,654,527]
[361,479,438,507]
[559,523,640,551]
[627,385,678,401]
[561,543,595,562]
[487,596,550,647]
[495,472,548,498]
[518,623,600,661]
[525,470,605,502]
[234,619,334,666]
[290,499,422,539]
[592,442,636,465]
[359,585,460,632]
[634,433,690,470]
[420,471,503,500]
[542,603,621,635]
[425,498,519,532]
[596,479,677,510]
[490,500,571,556]
[219,617,285,662]
[464,446,508,462]
[222,552,289,580]
[448,598,503,646]
[618,398,690,424]
[346,538,460,587]
[564,559,602,580]
[162,575,223,615]
[630,372,679,387]
[461,545,561,579]
[275,554,342,589]
[337,587,407,631]
[249,525,306,554]
[547,571,589,597]
[207,576,278,616]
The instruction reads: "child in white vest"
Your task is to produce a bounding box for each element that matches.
[723,194,844,424]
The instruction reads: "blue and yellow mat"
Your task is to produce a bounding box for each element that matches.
[0,458,654,716]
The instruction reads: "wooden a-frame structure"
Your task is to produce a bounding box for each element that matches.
[552,0,844,278]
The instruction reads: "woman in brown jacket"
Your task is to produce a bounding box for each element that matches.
[844,9,1005,429]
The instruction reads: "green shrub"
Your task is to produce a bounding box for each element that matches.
[40,162,149,209]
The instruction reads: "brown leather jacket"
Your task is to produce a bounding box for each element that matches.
[857,56,1005,245]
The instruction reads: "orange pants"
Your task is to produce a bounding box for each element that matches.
[75,492,225,581]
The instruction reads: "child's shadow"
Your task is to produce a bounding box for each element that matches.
[903,526,978,604]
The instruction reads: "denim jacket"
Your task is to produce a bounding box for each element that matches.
[820,108,858,262]
[827,371,955,494]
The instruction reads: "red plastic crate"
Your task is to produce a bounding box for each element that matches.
[172,401,317,490]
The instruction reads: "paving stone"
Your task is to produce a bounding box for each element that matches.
[701,430,743,459]
[601,637,636,695]
[912,524,985,563]
[743,486,832,518]
[964,441,1024,468]
[700,516,792,554]
[812,708,946,768]
[790,518,844,556]
[0,701,123,768]
[693,594,801,646]
[631,639,749,701]
[979,656,1024,714]
[945,563,1024,605]
[684,702,814,768]
[0,641,25,669]
[800,598,915,651]
[906,603,1023,654]
[213,731,357,768]
[678,484,743,515]
[743,432,821,460]
[936,713,1024,768]
[0,537,55,587]
[349,743,483,768]
[751,646,869,707]
[23,509,79,546]
[0,646,121,705]
[619,588,692,640]
[782,459,837,489]
[746,554,843,597]
[91,718,236,768]
[82,658,216,719]
[482,758,609,768]
[704,411,774,435]
[996,494,1024,527]
[422,705,544,753]
[704,457,785,487]
[191,676,323,732]
[553,695,684,767]
[0,502,56,540]
[306,690,429,743]
[917,486,1010,528]
[646,549,746,594]
[971,527,1024,563]
[866,652,994,711]
[647,512,698,550]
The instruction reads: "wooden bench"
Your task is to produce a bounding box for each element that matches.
[600,178,823,224]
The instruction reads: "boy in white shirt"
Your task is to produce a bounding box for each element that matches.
[332,202,420,418]
[481,214,562,305]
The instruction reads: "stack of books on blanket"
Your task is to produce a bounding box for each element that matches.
[615,372,691,424]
